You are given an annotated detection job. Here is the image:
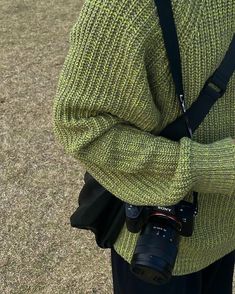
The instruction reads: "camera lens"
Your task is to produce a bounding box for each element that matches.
[130,217,180,285]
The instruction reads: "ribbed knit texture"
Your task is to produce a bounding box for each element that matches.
[52,0,235,275]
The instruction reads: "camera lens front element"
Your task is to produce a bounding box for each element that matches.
[130,218,180,285]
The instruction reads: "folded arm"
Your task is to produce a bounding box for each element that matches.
[53,2,235,206]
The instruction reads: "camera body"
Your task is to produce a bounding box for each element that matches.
[125,200,197,285]
[125,200,196,237]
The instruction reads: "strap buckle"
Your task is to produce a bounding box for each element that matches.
[204,75,226,98]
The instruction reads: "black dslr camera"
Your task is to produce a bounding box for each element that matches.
[125,199,198,285]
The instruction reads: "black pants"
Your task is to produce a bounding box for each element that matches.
[111,248,235,294]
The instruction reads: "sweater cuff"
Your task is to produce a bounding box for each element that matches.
[189,137,235,195]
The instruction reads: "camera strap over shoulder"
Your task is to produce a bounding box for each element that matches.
[154,0,235,213]
[154,0,235,141]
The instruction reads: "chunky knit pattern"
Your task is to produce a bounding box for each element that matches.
[52,0,235,275]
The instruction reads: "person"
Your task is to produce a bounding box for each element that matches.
[52,0,235,293]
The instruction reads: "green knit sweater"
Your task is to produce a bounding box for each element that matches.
[52,0,235,275]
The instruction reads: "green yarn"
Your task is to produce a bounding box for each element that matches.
[52,0,235,275]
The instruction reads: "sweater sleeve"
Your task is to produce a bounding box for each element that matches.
[52,2,235,206]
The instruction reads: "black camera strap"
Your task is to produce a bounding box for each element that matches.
[154,0,193,138]
[159,33,235,141]
[154,0,235,214]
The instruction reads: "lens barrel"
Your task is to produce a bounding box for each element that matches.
[130,218,180,285]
